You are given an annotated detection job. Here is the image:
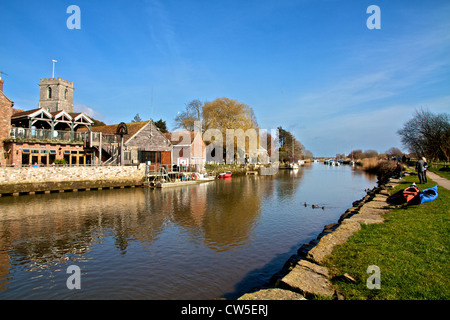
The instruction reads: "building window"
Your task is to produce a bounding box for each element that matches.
[140,151,160,163]
[48,86,52,99]
[65,88,68,100]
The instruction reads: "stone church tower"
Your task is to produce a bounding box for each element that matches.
[38,77,74,113]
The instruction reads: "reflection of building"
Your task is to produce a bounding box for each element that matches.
[0,187,168,285]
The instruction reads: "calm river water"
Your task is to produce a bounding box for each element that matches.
[0,163,376,299]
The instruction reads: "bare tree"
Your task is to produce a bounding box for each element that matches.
[385,147,403,158]
[397,109,450,161]
[174,99,203,131]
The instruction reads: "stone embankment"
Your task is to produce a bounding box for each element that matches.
[0,165,146,196]
[238,178,401,300]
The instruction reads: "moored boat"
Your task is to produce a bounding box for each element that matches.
[387,183,420,204]
[217,171,232,179]
[420,185,438,203]
[288,163,299,169]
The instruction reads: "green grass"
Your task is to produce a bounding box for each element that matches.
[323,175,450,300]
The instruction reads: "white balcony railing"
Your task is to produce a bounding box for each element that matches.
[9,127,118,146]
[9,127,86,143]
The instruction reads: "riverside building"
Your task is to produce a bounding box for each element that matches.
[0,76,178,169]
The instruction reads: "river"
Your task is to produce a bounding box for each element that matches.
[0,163,376,299]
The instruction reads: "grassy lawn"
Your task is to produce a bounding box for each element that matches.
[323,175,449,299]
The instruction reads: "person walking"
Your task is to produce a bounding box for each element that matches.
[415,157,427,184]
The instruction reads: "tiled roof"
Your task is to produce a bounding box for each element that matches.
[78,121,150,142]
[12,108,24,115]
[11,108,42,118]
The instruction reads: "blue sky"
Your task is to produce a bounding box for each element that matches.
[1,0,449,156]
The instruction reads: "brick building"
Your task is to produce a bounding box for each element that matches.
[0,77,94,167]
[0,76,14,166]
[0,76,178,169]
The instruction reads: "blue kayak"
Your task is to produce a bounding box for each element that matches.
[420,185,438,203]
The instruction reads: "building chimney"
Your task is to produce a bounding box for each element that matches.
[0,76,3,92]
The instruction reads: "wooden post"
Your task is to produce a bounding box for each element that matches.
[120,135,124,166]
[99,132,103,166]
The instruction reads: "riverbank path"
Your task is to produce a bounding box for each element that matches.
[426,171,450,190]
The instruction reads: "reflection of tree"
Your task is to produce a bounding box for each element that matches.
[202,178,262,251]
[165,177,266,252]
[275,169,304,199]
[0,168,309,293]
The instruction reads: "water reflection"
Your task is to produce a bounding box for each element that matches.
[0,164,376,299]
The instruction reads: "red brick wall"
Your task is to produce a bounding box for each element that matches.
[0,91,13,166]
[8,142,87,167]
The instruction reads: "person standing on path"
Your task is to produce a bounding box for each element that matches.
[423,157,428,183]
[415,157,427,184]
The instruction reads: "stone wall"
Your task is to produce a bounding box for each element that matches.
[0,165,147,194]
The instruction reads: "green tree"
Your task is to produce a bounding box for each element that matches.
[154,118,168,133]
[132,113,142,122]
[277,126,304,162]
[91,118,107,127]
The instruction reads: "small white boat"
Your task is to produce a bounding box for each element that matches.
[191,172,215,181]
[289,163,299,169]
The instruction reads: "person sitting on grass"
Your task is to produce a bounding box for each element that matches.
[393,162,403,179]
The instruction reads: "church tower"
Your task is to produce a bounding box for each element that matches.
[38,77,74,113]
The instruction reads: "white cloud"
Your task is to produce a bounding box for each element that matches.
[74,104,103,120]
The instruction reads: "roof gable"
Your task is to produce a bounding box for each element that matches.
[70,112,94,124]
[125,121,172,151]
[52,110,73,121]
[83,121,148,139]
